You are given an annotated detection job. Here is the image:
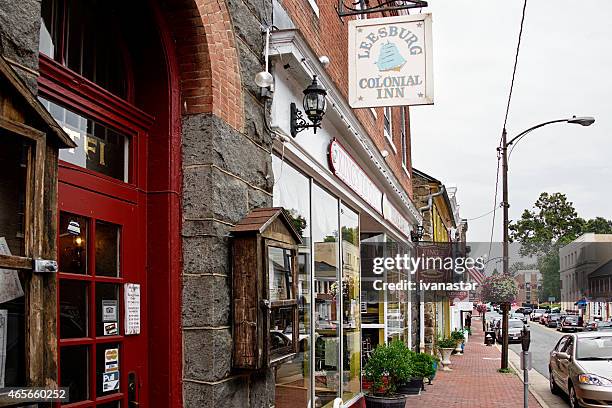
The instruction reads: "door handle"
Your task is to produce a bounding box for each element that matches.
[128,372,139,408]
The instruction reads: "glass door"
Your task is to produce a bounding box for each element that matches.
[57,182,146,407]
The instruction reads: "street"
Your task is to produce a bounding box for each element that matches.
[509,319,563,379]
[485,311,571,407]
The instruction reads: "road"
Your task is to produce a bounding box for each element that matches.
[509,319,563,379]
[485,311,571,407]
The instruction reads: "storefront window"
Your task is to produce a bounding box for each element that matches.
[40,98,130,182]
[360,233,385,361]
[312,183,340,408]
[340,204,360,401]
[40,0,129,99]
[272,155,311,408]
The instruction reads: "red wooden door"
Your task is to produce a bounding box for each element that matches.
[57,180,147,408]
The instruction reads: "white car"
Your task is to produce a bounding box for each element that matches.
[531,309,547,321]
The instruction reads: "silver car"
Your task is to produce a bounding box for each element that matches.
[549,331,612,408]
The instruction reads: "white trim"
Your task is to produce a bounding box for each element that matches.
[402,164,411,178]
[306,0,319,17]
[269,29,423,225]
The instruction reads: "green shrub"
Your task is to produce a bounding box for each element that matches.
[411,353,437,378]
[450,329,465,343]
[364,340,414,395]
[436,336,457,349]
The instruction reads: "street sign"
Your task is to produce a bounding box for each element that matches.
[548,296,556,302]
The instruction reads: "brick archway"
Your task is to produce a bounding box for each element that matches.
[164,0,244,131]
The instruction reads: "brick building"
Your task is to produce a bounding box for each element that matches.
[0,0,429,407]
[515,269,542,305]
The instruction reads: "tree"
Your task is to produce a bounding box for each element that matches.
[509,192,584,257]
[509,192,612,300]
[583,217,612,234]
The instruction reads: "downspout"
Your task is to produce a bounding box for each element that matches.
[417,185,445,353]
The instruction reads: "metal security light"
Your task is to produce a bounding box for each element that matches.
[290,75,327,137]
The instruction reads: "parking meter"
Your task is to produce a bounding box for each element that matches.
[521,325,531,352]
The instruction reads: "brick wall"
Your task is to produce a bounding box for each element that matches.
[277,0,414,198]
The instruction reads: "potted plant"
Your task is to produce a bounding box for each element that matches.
[436,337,457,371]
[398,352,437,394]
[450,330,465,354]
[363,340,413,408]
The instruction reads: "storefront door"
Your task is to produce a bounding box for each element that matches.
[57,181,146,408]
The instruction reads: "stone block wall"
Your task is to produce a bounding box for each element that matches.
[179,0,275,405]
[0,0,40,91]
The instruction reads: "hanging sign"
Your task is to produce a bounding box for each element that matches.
[348,14,433,108]
[328,140,383,213]
[124,283,141,335]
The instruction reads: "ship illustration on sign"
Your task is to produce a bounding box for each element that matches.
[375,41,407,72]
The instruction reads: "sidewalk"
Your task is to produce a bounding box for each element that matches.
[408,316,542,407]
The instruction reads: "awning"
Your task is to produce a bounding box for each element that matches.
[575,299,588,306]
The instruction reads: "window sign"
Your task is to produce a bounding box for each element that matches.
[40,98,130,182]
[348,14,434,108]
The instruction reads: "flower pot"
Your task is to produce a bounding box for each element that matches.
[365,394,409,408]
[440,348,454,371]
[397,378,423,395]
[454,342,463,355]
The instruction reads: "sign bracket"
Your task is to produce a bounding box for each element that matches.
[336,0,427,18]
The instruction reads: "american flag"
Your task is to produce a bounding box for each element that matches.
[467,267,486,285]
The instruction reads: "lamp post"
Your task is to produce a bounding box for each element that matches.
[498,115,595,370]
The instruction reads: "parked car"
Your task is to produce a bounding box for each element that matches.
[531,309,547,322]
[495,319,525,343]
[511,312,527,323]
[597,321,612,331]
[586,320,600,331]
[549,331,612,408]
[546,313,562,328]
[558,315,584,332]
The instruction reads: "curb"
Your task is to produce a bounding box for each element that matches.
[495,344,552,408]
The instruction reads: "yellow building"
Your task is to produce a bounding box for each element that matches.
[412,169,466,352]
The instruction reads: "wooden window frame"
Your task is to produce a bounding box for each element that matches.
[264,239,299,365]
[0,117,48,406]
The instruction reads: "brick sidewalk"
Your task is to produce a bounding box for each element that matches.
[408,315,542,407]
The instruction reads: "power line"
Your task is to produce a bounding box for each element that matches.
[466,203,501,221]
[489,0,528,258]
[488,145,501,259]
[502,0,528,131]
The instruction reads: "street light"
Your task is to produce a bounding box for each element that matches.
[498,115,595,371]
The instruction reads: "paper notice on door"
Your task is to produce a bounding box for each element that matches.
[0,237,24,304]
[124,283,140,335]
[0,310,7,388]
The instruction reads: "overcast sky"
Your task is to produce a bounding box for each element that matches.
[409,0,612,241]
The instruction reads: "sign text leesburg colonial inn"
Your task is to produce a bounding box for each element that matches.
[348,14,434,108]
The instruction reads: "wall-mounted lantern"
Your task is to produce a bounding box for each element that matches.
[290,75,327,137]
[411,225,424,242]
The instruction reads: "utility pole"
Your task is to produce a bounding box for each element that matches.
[500,127,510,370]
[496,117,595,371]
